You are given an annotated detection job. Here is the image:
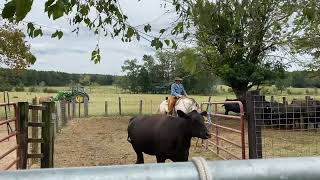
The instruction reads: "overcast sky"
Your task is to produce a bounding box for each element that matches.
[1,1,309,75]
[14,0,176,75]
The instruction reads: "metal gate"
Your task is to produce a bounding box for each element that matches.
[198,101,247,160]
[0,102,19,170]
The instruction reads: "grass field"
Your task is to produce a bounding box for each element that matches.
[1,85,320,117]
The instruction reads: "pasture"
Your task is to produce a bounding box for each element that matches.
[1,85,320,116]
[1,85,320,169]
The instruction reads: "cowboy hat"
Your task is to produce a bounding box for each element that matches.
[174,77,183,81]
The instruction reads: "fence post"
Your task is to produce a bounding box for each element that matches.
[246,90,263,159]
[84,97,89,117]
[105,101,108,116]
[17,102,29,169]
[139,100,143,115]
[78,101,81,118]
[7,91,10,111]
[118,97,122,115]
[67,102,71,120]
[41,101,55,168]
[54,104,59,133]
[206,96,212,111]
[31,97,39,165]
[282,97,288,105]
[60,100,66,126]
[72,100,76,118]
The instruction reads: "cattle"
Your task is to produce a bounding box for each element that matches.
[262,99,320,129]
[222,98,240,115]
[290,99,320,129]
[38,96,54,104]
[127,110,210,164]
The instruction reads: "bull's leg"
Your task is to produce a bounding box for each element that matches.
[135,151,144,164]
[225,110,229,115]
[156,155,166,163]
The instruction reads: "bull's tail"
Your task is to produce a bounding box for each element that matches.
[127,117,135,143]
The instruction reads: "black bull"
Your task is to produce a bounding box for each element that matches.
[127,110,210,164]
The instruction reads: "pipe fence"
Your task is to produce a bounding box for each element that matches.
[1,156,320,180]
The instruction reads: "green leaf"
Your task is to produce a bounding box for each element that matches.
[126,27,135,38]
[2,0,16,19]
[183,32,190,40]
[144,24,151,33]
[34,29,43,37]
[44,0,55,12]
[51,30,63,39]
[164,39,170,46]
[15,0,33,21]
[171,40,177,50]
[136,33,140,41]
[91,48,101,64]
[27,22,35,37]
[52,5,64,20]
[159,29,166,34]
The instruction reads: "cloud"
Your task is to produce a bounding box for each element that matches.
[0,0,177,75]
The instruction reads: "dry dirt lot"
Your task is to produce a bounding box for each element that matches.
[54,116,219,167]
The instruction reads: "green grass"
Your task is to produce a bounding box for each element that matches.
[1,85,320,117]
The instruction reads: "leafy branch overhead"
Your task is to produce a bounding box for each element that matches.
[1,0,192,63]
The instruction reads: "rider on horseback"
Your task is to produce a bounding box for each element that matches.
[168,77,188,115]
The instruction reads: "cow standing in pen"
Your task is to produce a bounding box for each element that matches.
[127,110,210,164]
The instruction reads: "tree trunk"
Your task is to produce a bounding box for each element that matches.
[232,87,249,113]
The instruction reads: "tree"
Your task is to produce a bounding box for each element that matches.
[179,0,318,102]
[79,74,91,86]
[0,20,35,69]
[0,0,187,63]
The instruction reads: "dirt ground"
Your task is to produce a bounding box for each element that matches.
[0,121,17,170]
[54,116,219,167]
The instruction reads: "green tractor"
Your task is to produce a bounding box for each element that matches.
[54,85,89,102]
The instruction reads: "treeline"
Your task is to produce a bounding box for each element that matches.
[114,51,221,95]
[268,71,320,89]
[116,51,320,95]
[0,68,115,91]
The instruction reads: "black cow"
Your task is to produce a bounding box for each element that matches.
[127,110,210,164]
[222,99,240,115]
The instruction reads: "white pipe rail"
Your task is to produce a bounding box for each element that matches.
[1,156,320,180]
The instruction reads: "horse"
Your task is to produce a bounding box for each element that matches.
[158,97,200,116]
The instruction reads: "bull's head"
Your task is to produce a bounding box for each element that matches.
[177,110,211,139]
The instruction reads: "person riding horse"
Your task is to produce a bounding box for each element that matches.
[168,77,188,115]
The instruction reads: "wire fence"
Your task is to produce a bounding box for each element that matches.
[251,94,320,159]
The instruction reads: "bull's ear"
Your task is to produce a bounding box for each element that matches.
[200,111,207,117]
[177,110,187,118]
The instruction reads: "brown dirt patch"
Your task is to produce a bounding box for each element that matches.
[54,116,219,167]
[0,121,17,170]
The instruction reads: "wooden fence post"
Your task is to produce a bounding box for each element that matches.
[118,97,122,115]
[84,97,89,117]
[78,101,81,118]
[17,102,29,169]
[6,91,10,111]
[41,101,55,168]
[31,97,39,165]
[246,90,263,159]
[72,100,76,118]
[60,100,66,126]
[282,97,287,105]
[139,100,143,115]
[67,102,71,120]
[53,103,59,134]
[105,101,108,116]
[206,96,212,112]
